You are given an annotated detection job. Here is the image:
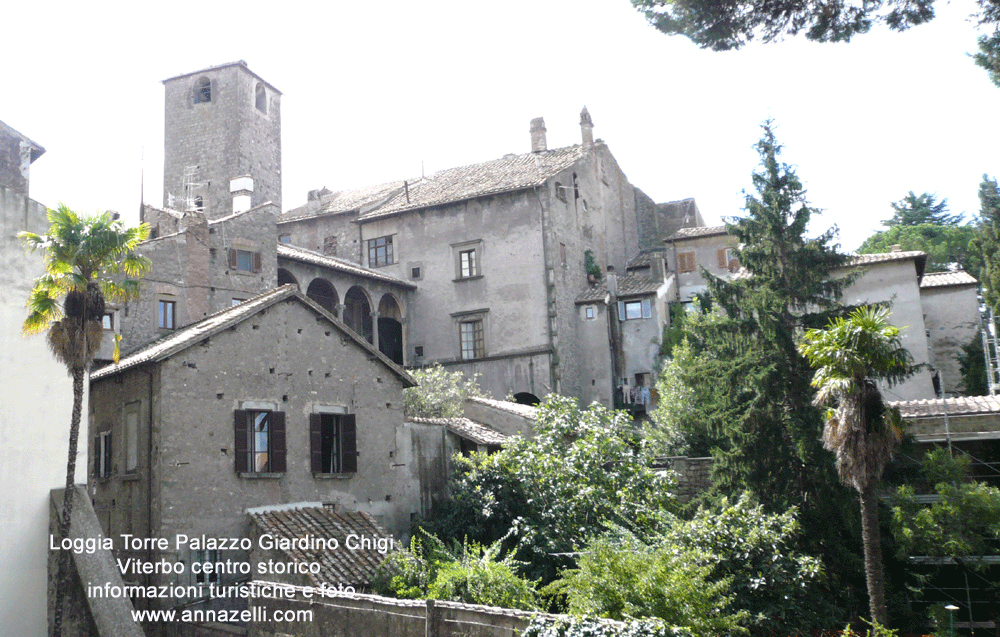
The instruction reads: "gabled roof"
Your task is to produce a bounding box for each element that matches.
[248,504,390,588]
[90,285,415,387]
[841,250,927,281]
[408,417,509,446]
[890,395,1000,419]
[277,244,416,290]
[280,145,589,223]
[920,270,978,289]
[665,225,728,241]
[576,273,666,304]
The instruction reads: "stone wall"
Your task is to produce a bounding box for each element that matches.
[920,283,980,395]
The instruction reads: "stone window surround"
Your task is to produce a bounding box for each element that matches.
[452,239,484,282]
[311,404,356,478]
[236,400,284,478]
[157,297,177,330]
[367,235,395,268]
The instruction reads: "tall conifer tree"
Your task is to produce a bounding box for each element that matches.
[972,174,1000,314]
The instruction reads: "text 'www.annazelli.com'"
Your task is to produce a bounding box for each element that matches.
[131,607,312,623]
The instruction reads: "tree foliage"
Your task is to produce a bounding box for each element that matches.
[521,616,679,637]
[858,223,980,274]
[882,192,962,228]
[959,332,989,396]
[403,364,485,419]
[430,395,675,583]
[372,530,540,610]
[972,174,1000,313]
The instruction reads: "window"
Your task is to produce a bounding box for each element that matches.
[719,247,740,273]
[452,240,483,280]
[411,267,421,279]
[102,312,115,331]
[617,298,652,321]
[255,83,266,113]
[124,405,139,473]
[310,413,357,474]
[234,409,286,474]
[560,243,567,266]
[94,431,112,478]
[460,320,485,360]
[194,549,220,584]
[459,249,478,278]
[228,248,262,273]
[555,182,567,203]
[367,236,393,267]
[414,345,424,357]
[231,298,246,307]
[585,306,596,320]
[158,300,175,330]
[278,234,291,244]
[194,77,211,104]
[677,251,696,273]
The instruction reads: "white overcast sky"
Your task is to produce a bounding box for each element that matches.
[3,0,998,250]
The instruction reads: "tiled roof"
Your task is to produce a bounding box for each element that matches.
[920,270,979,289]
[465,396,539,420]
[627,249,668,270]
[889,395,1000,419]
[248,504,391,588]
[409,417,509,446]
[280,145,588,223]
[846,250,926,266]
[277,244,416,289]
[90,286,416,387]
[576,273,666,303]
[666,225,728,241]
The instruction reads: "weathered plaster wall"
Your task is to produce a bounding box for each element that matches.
[277,212,362,263]
[839,259,936,401]
[666,233,737,302]
[0,184,78,636]
[920,284,980,395]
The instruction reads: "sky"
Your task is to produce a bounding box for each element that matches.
[3,0,999,251]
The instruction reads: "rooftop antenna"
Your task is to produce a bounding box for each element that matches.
[182,165,208,212]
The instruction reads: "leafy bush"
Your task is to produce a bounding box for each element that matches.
[521,616,685,637]
[403,364,485,419]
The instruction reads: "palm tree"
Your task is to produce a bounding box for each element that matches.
[20,205,150,636]
[798,306,912,626]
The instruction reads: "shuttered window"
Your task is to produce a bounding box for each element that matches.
[228,249,262,273]
[678,251,696,273]
[310,413,359,474]
[94,431,112,478]
[234,409,285,474]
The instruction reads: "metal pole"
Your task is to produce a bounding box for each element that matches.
[945,604,958,637]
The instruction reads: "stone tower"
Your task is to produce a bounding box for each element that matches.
[161,61,281,219]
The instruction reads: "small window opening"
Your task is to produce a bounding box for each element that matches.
[255,83,267,113]
[194,78,211,104]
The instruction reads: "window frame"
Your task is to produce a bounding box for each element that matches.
[94,431,112,479]
[234,408,286,475]
[310,411,358,475]
[158,299,176,330]
[677,250,697,273]
[459,319,486,360]
[617,298,652,321]
[102,311,115,331]
[367,235,394,268]
[228,248,262,273]
[452,240,484,281]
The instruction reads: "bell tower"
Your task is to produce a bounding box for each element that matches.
[161,61,281,219]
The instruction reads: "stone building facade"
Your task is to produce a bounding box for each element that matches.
[919,270,980,396]
[88,287,417,612]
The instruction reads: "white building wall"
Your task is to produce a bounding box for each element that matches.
[920,283,980,395]
[0,185,79,636]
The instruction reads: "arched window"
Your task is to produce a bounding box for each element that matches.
[255,83,266,113]
[194,77,211,104]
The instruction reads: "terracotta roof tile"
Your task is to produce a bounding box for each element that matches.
[280,146,588,223]
[277,244,416,289]
[846,250,926,266]
[666,225,728,240]
[919,270,979,288]
[408,417,509,446]
[576,273,666,303]
[889,395,1000,418]
[248,504,392,588]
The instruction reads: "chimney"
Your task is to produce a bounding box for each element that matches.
[580,106,594,147]
[606,265,618,299]
[890,244,902,253]
[230,175,254,214]
[530,117,547,153]
[652,256,666,283]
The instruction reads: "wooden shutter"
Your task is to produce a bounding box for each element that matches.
[341,414,357,474]
[105,433,112,476]
[309,414,323,473]
[679,252,696,273]
[93,436,100,477]
[641,298,652,319]
[234,410,248,473]
[617,301,626,322]
[717,249,728,268]
[270,411,286,473]
[228,249,238,269]
[252,252,262,273]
